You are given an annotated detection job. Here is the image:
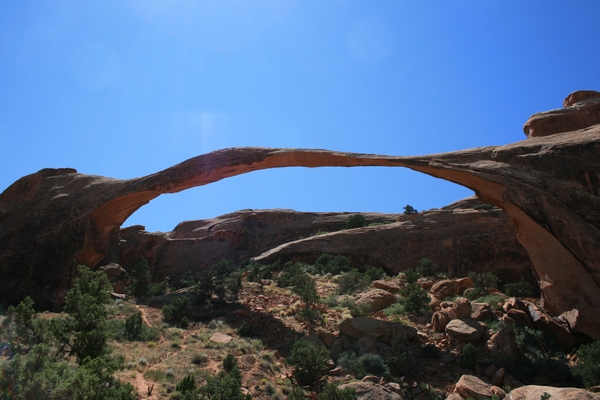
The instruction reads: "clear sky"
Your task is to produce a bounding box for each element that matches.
[1,1,600,232]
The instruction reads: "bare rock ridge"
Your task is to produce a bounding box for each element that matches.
[1,90,600,339]
[115,201,535,287]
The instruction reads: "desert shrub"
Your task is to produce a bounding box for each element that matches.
[416,258,436,278]
[358,353,389,376]
[129,259,151,299]
[125,312,143,340]
[473,203,495,210]
[315,254,351,275]
[162,295,190,325]
[403,204,418,215]
[321,295,339,307]
[467,272,499,300]
[193,367,248,400]
[318,383,357,400]
[336,352,388,377]
[346,214,367,229]
[421,344,442,359]
[504,281,534,297]
[339,298,371,317]
[292,273,319,305]
[337,351,365,377]
[364,266,385,281]
[223,353,237,373]
[474,294,505,310]
[337,270,371,295]
[399,283,430,316]
[403,268,419,284]
[383,303,405,316]
[60,265,113,361]
[276,262,305,287]
[286,339,330,385]
[176,374,197,394]
[572,341,600,387]
[459,343,477,368]
[299,306,322,324]
[237,321,251,337]
[147,279,169,297]
[386,340,411,377]
[185,259,242,304]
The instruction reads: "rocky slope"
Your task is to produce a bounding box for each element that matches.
[1,90,599,339]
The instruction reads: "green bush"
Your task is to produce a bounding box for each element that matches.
[364,267,385,281]
[336,352,388,378]
[299,306,322,324]
[162,295,190,325]
[185,259,242,304]
[223,353,237,373]
[176,374,197,394]
[459,343,477,369]
[286,339,330,385]
[337,270,371,295]
[147,279,169,297]
[125,312,143,340]
[318,383,357,400]
[403,268,419,284]
[382,303,405,316]
[416,258,436,278]
[337,351,365,377]
[339,298,371,317]
[467,271,499,299]
[315,254,351,275]
[292,273,319,305]
[346,214,367,229]
[276,262,305,287]
[399,283,430,316]
[237,321,250,337]
[573,341,600,387]
[504,281,534,297]
[321,295,339,307]
[386,340,411,377]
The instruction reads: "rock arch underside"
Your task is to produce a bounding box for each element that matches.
[1,91,600,340]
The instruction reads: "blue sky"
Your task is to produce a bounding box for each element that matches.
[1,1,600,232]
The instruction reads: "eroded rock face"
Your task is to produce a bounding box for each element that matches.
[1,98,600,339]
[523,90,600,138]
[508,385,600,400]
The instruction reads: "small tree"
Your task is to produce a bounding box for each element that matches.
[125,312,143,340]
[286,339,330,386]
[403,205,418,215]
[129,260,150,299]
[318,383,357,400]
[346,214,367,229]
[416,258,436,278]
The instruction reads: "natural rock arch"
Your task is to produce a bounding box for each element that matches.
[1,126,600,339]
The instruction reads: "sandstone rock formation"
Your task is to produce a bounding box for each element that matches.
[524,90,600,137]
[507,385,600,400]
[2,93,600,339]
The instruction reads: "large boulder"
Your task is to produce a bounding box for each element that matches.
[485,326,519,367]
[454,375,506,399]
[445,319,484,343]
[507,385,600,400]
[338,317,417,345]
[356,289,397,312]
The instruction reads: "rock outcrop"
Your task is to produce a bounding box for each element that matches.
[523,90,600,137]
[252,204,532,283]
[1,92,600,339]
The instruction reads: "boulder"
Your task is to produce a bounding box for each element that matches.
[485,326,518,367]
[526,301,577,347]
[490,367,505,386]
[445,319,484,343]
[507,385,600,400]
[448,297,472,320]
[337,382,403,400]
[454,375,506,399]
[338,317,417,345]
[471,303,493,321]
[432,309,450,332]
[372,280,401,294]
[356,289,397,312]
[429,280,459,302]
[506,309,534,329]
